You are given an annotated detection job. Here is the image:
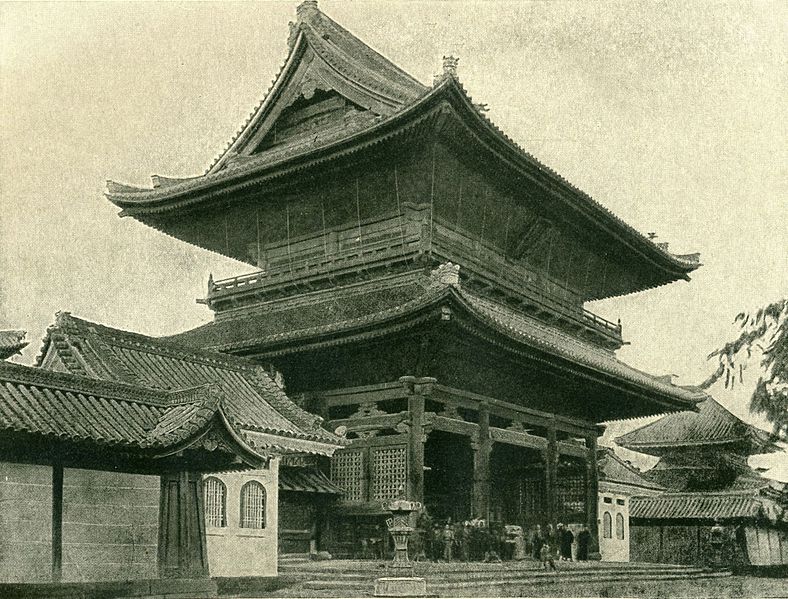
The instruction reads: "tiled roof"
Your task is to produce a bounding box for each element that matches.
[0,361,258,462]
[170,268,705,411]
[34,312,343,456]
[630,488,783,521]
[615,397,776,455]
[645,449,770,492]
[279,465,342,495]
[103,4,699,286]
[0,330,28,360]
[597,447,664,492]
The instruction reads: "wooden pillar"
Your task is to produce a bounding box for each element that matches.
[158,471,209,579]
[471,405,491,520]
[399,376,435,504]
[543,426,558,526]
[51,463,63,583]
[586,434,600,551]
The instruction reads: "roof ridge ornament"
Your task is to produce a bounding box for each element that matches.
[296,0,319,20]
[434,55,459,86]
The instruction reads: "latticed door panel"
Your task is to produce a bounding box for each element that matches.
[331,449,366,502]
[371,445,407,501]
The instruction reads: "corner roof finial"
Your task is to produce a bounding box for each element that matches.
[434,55,459,87]
[443,55,459,77]
[297,0,319,20]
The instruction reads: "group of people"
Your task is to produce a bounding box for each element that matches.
[411,511,593,568]
[413,514,515,563]
[531,523,592,570]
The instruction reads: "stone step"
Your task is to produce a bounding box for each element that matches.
[286,564,705,581]
[298,567,729,591]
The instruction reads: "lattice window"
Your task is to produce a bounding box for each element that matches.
[372,446,407,501]
[204,477,226,528]
[556,473,585,515]
[240,481,266,529]
[616,513,625,539]
[331,450,365,502]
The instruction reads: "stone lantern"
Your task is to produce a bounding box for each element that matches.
[374,499,427,597]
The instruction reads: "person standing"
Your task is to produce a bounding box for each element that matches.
[531,524,544,560]
[540,542,557,572]
[560,523,574,561]
[577,524,591,561]
[442,523,455,562]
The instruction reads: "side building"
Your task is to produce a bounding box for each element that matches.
[617,397,788,569]
[105,1,706,556]
[0,312,342,583]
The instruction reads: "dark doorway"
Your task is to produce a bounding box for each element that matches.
[490,443,545,526]
[424,431,473,522]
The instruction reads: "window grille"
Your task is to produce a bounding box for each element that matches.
[204,477,226,527]
[603,512,612,538]
[615,513,625,539]
[372,446,407,500]
[556,473,585,514]
[240,481,266,529]
[331,450,365,502]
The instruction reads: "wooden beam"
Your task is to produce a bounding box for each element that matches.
[557,440,588,458]
[327,411,407,432]
[490,426,548,451]
[51,463,63,583]
[432,414,479,437]
[408,393,425,503]
[544,427,558,526]
[586,435,600,552]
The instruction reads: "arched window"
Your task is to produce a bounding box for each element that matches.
[204,477,226,527]
[240,481,266,529]
[603,511,612,538]
[615,513,625,539]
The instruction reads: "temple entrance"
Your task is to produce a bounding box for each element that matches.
[556,455,587,525]
[424,431,473,522]
[490,444,545,527]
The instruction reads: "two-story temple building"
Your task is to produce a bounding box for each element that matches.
[105,1,707,556]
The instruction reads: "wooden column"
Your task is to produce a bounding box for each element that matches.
[51,463,63,583]
[400,376,435,504]
[586,434,600,551]
[543,426,558,526]
[471,405,491,520]
[158,471,209,579]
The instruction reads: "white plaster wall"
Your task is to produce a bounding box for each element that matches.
[205,460,279,578]
[598,490,629,562]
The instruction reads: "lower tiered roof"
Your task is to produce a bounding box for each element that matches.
[169,264,707,416]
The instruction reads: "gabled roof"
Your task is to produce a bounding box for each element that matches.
[597,447,664,492]
[0,361,266,470]
[0,330,28,360]
[104,3,699,292]
[615,397,776,456]
[630,487,786,522]
[168,265,707,416]
[34,312,343,456]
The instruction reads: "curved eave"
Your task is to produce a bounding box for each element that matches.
[106,78,700,278]
[217,285,704,412]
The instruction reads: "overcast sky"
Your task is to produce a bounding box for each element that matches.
[1,1,786,440]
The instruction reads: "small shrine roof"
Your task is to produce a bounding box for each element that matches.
[0,361,266,470]
[615,397,776,456]
[34,312,344,456]
[0,330,28,360]
[168,267,707,412]
[597,447,664,492]
[279,465,343,495]
[630,487,784,522]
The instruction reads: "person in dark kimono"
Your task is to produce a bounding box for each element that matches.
[577,524,591,561]
[559,523,574,561]
[531,524,544,560]
[545,524,557,559]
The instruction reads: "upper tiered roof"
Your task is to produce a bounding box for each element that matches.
[34,312,344,456]
[105,1,700,299]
